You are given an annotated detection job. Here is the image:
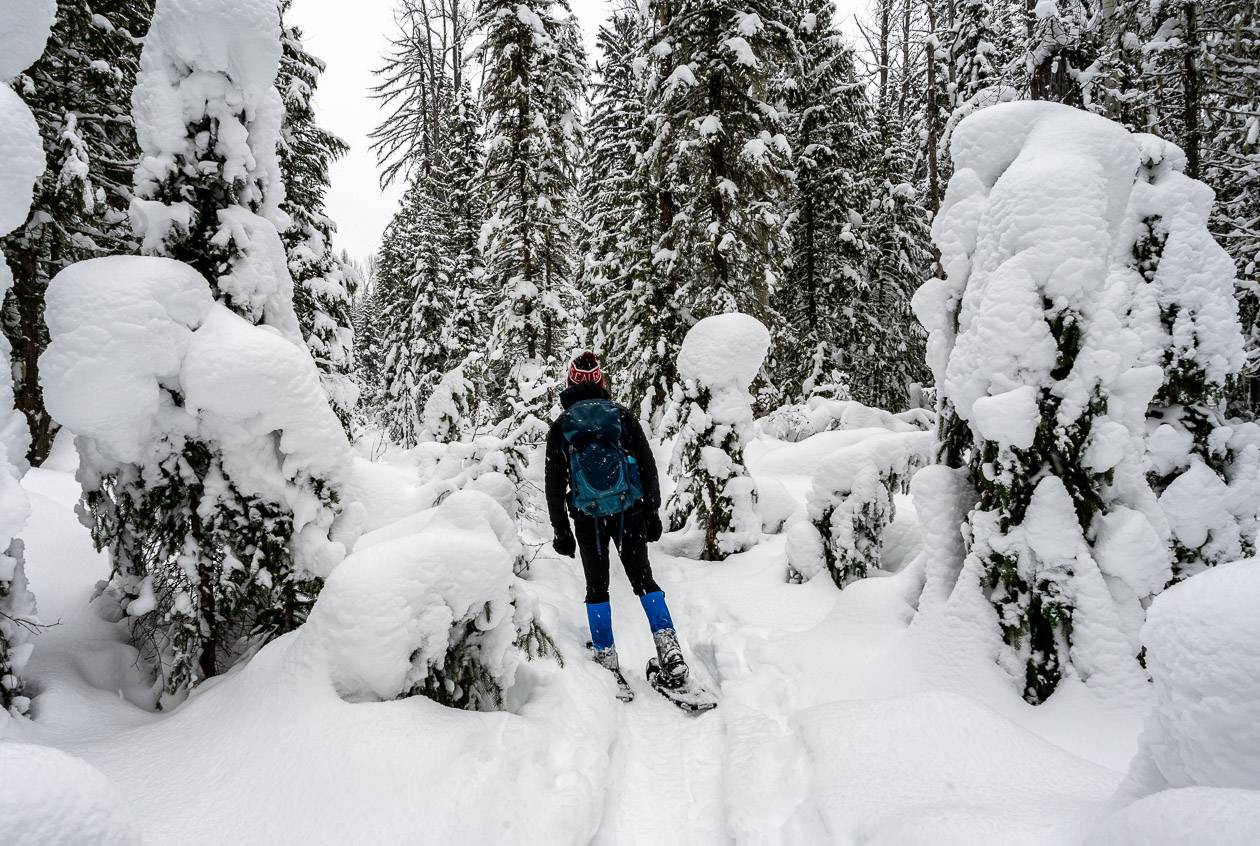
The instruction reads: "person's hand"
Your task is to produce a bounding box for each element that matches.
[552,531,576,558]
[644,511,663,543]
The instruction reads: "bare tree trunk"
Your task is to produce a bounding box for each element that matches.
[1181,0,1201,179]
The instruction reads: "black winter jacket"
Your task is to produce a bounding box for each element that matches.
[544,383,661,535]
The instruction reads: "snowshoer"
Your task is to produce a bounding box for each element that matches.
[545,351,708,709]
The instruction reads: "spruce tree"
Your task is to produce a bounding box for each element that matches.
[0,0,153,465]
[643,0,795,332]
[583,9,676,424]
[438,82,490,406]
[860,107,932,411]
[1133,138,1253,574]
[278,5,360,431]
[778,4,875,401]
[374,172,451,446]
[667,314,769,561]
[476,0,587,375]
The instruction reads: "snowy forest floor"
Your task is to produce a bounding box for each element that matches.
[4,425,1147,845]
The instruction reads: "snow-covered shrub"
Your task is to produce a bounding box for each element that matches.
[1119,558,1260,799]
[41,256,359,707]
[488,361,554,525]
[787,431,932,587]
[421,356,479,444]
[0,0,54,716]
[911,101,1246,704]
[0,743,141,846]
[757,396,923,443]
[294,491,557,711]
[667,314,770,561]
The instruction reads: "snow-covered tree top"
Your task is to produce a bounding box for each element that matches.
[915,100,1244,447]
[677,313,770,391]
[132,0,287,223]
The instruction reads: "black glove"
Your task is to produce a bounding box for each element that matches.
[644,510,663,543]
[552,531,576,558]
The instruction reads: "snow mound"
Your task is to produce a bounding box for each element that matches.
[677,312,770,389]
[1121,558,1260,797]
[0,0,56,81]
[758,396,921,442]
[798,691,1118,843]
[0,743,141,846]
[292,490,525,707]
[41,256,212,465]
[1088,788,1260,846]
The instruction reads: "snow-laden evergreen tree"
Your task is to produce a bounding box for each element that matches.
[914,102,1188,705]
[88,0,348,704]
[475,0,586,375]
[277,5,360,432]
[1198,0,1260,413]
[375,167,457,448]
[667,314,769,561]
[583,9,677,425]
[0,0,55,715]
[643,0,795,335]
[777,2,874,401]
[351,257,386,420]
[1131,137,1254,575]
[860,108,932,411]
[0,0,152,464]
[437,82,489,388]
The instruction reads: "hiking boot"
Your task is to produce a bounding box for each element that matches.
[651,628,689,689]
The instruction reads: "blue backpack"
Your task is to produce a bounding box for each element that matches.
[561,399,644,517]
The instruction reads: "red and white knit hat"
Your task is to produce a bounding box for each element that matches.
[567,351,603,386]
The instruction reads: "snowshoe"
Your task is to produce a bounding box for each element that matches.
[646,657,718,713]
[591,644,635,703]
[645,629,717,713]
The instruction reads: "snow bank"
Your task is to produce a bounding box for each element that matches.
[1088,788,1260,846]
[1120,558,1260,797]
[0,743,141,846]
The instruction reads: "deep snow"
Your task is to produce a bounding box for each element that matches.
[0,417,1162,845]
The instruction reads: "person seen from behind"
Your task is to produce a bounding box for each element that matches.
[544,351,692,699]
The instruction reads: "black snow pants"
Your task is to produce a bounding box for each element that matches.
[575,507,661,604]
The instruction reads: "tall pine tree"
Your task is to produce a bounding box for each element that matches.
[476,0,587,375]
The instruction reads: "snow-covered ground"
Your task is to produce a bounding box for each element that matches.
[1,418,1153,845]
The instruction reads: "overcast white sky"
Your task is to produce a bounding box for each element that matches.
[288,0,867,263]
